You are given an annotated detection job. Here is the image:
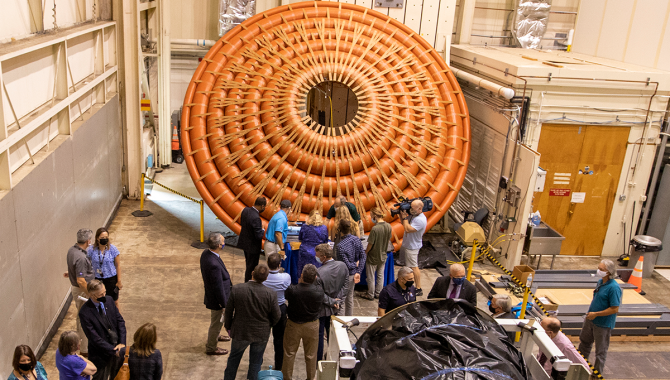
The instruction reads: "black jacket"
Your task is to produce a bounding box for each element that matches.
[285,283,325,323]
[79,296,127,361]
[237,207,264,252]
[224,281,281,342]
[200,249,232,310]
[427,275,478,306]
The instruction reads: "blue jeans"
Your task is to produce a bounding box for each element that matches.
[223,339,268,380]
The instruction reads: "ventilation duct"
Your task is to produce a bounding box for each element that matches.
[514,0,551,49]
[219,0,256,36]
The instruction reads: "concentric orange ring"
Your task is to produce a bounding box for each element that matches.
[182,1,470,246]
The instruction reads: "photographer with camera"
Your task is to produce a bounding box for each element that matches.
[398,199,427,296]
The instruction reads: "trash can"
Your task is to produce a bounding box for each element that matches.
[629,235,663,278]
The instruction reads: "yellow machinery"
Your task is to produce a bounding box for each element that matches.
[456,221,487,247]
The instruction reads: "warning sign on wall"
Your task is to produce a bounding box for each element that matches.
[549,188,571,196]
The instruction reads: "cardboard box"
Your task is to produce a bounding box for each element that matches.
[538,296,558,312]
[512,265,535,286]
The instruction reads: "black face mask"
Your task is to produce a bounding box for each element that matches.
[404,280,414,288]
[97,297,107,303]
[18,363,33,372]
[99,238,109,245]
[489,304,497,314]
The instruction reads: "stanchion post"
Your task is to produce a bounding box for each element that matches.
[200,201,205,243]
[140,173,145,211]
[467,240,477,281]
[515,274,533,342]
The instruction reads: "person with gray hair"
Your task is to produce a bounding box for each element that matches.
[578,259,621,377]
[66,228,95,356]
[427,263,478,306]
[199,232,232,355]
[377,266,416,316]
[490,294,514,319]
[265,199,292,256]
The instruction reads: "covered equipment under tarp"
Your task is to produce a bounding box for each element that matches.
[352,299,530,380]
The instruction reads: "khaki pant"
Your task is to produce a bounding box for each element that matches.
[264,241,281,255]
[206,308,225,353]
[71,285,88,353]
[282,319,319,380]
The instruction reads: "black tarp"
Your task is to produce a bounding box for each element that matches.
[352,299,529,380]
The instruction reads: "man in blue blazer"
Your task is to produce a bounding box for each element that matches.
[79,279,126,380]
[200,232,232,355]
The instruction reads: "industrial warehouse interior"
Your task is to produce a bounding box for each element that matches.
[2,0,670,379]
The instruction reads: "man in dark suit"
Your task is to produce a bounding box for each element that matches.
[223,264,281,380]
[79,279,126,380]
[200,232,232,356]
[313,243,349,361]
[427,263,477,306]
[238,197,267,282]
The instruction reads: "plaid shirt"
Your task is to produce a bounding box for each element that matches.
[337,234,366,275]
[120,348,163,380]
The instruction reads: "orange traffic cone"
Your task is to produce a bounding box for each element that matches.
[171,124,179,151]
[628,256,644,293]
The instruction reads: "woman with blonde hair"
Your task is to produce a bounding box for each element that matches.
[116,323,163,380]
[297,209,329,276]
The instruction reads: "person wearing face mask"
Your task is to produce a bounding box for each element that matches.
[79,280,126,380]
[8,345,48,380]
[360,207,392,301]
[55,331,97,380]
[199,232,232,356]
[537,317,590,375]
[88,228,122,309]
[314,244,348,361]
[489,294,514,318]
[66,228,95,357]
[398,199,427,296]
[427,264,477,306]
[578,259,621,378]
[378,267,416,316]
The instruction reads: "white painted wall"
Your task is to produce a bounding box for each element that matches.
[0,0,97,42]
[0,96,123,373]
[572,0,670,71]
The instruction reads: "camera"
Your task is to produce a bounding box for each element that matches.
[390,196,433,217]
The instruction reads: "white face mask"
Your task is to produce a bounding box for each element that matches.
[596,269,608,278]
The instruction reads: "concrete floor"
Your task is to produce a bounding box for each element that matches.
[39,164,670,379]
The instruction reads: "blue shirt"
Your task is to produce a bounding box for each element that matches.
[88,244,120,279]
[264,270,291,305]
[7,361,47,380]
[56,349,89,380]
[378,280,416,313]
[266,210,288,244]
[588,278,622,329]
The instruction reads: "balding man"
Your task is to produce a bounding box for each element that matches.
[538,317,590,375]
[427,264,477,306]
[325,195,360,222]
[398,199,427,296]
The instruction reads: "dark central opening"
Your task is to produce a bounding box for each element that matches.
[306,81,359,135]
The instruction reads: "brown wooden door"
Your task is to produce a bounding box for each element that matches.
[533,125,629,256]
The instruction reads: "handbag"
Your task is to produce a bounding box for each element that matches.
[113,348,130,380]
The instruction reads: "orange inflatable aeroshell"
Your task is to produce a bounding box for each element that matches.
[181,1,470,248]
